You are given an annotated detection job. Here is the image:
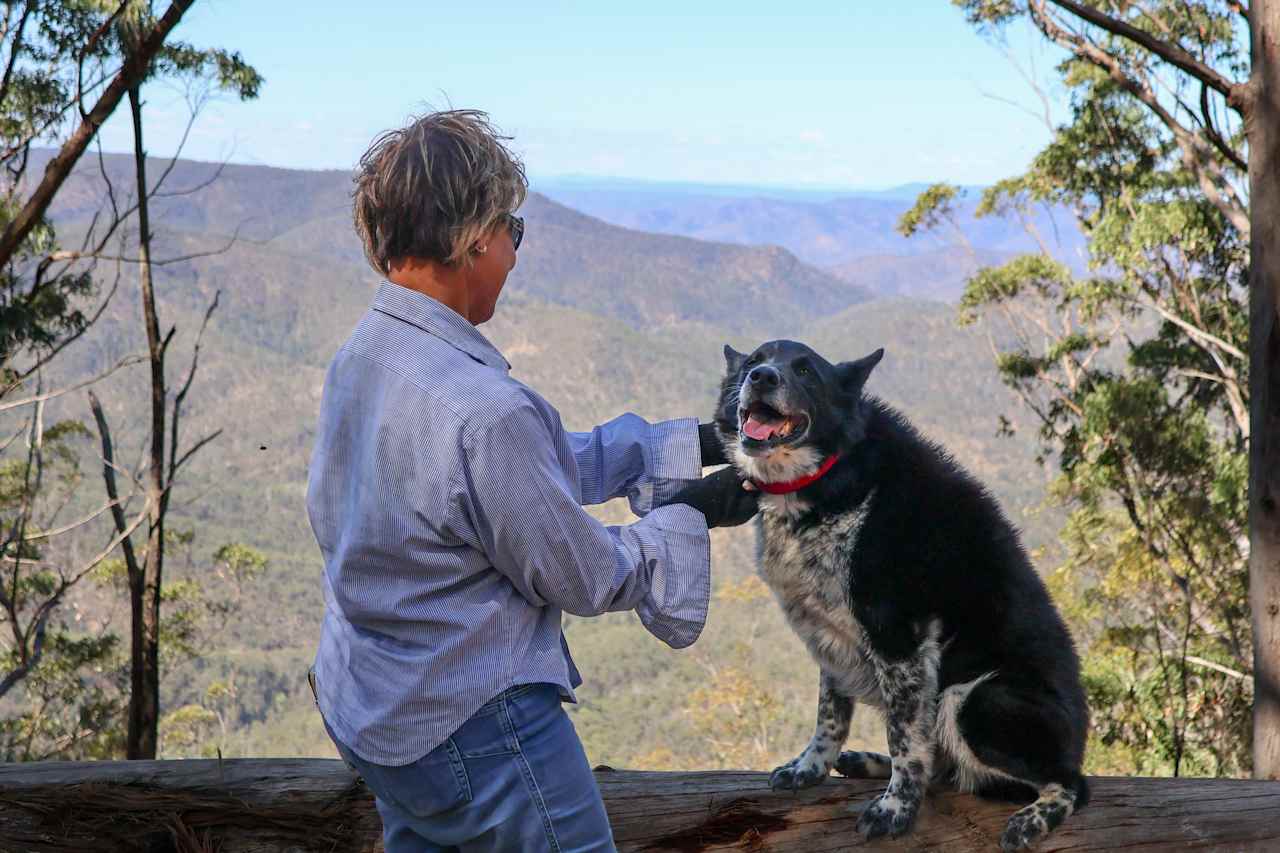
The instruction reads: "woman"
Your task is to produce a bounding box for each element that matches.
[306,109,758,852]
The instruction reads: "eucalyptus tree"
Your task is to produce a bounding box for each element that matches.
[904,0,1278,777]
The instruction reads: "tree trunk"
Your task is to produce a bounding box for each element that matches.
[0,762,1278,852]
[1250,0,1280,781]
[124,83,166,762]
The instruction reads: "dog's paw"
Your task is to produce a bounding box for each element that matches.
[1000,804,1050,851]
[855,791,918,841]
[833,750,892,779]
[768,753,829,791]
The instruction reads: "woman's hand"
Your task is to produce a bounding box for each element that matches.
[661,466,759,528]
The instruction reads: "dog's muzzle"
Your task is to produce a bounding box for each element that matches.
[738,379,810,451]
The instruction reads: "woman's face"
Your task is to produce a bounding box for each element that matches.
[466,217,519,325]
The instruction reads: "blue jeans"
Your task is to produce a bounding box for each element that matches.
[324,683,616,852]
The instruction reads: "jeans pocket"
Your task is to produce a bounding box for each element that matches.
[451,691,530,758]
[361,738,473,819]
[452,723,519,758]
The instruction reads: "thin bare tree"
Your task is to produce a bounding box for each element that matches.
[102,1,261,759]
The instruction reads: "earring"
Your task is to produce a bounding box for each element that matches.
[475,244,487,254]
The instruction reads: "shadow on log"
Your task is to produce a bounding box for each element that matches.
[1,760,1278,851]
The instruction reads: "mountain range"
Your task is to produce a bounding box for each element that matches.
[538,179,1088,301]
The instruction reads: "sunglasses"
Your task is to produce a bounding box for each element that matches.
[506,213,524,251]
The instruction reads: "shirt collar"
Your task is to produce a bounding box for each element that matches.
[372,281,511,372]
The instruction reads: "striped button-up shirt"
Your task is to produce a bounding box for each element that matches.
[307,282,711,765]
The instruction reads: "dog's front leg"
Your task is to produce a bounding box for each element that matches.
[857,625,942,841]
[769,672,851,791]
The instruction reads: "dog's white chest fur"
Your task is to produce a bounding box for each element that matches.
[758,492,882,706]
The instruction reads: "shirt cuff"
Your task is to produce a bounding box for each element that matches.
[630,503,710,649]
[628,417,702,516]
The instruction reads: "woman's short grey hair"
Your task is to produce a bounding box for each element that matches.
[353,109,527,273]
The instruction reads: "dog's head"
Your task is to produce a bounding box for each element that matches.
[714,340,883,483]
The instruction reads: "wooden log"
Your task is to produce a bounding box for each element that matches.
[594,769,1280,851]
[0,760,1278,852]
[0,759,380,853]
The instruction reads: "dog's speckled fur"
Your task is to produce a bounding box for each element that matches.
[714,340,1089,851]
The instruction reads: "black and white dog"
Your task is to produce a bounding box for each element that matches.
[712,339,1090,851]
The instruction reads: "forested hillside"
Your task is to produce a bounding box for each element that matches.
[21,154,1056,770]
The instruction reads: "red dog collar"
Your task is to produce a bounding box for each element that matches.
[752,454,840,495]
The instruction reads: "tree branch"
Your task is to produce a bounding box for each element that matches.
[1131,295,1247,362]
[170,428,223,476]
[0,1,34,116]
[1045,0,1244,104]
[0,605,50,700]
[1199,80,1248,171]
[0,354,146,414]
[77,2,129,65]
[68,225,245,268]
[87,390,142,585]
[21,496,128,543]
[169,290,219,488]
[64,498,150,589]
[1185,653,1254,684]
[1027,1,1252,237]
[0,0,195,268]
[0,272,125,401]
[152,158,228,199]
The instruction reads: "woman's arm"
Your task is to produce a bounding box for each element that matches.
[455,403,711,648]
[566,413,702,514]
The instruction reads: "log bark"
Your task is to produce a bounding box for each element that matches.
[1,760,1279,852]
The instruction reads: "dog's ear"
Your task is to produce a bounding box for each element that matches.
[723,344,747,376]
[836,348,884,395]
[716,345,748,430]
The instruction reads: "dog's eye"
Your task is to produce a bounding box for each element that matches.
[795,361,811,376]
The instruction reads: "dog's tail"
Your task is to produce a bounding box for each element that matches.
[1071,772,1090,810]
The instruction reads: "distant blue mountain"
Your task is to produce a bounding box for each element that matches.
[536,178,1086,274]
[532,174,989,204]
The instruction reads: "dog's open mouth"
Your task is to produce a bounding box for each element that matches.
[739,402,809,448]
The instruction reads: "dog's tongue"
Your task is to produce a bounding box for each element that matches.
[743,415,776,441]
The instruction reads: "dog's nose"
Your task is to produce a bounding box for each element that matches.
[748,365,779,388]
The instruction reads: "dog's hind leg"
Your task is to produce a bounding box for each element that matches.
[1000,782,1085,851]
[769,672,852,791]
[944,678,1089,852]
[834,750,892,779]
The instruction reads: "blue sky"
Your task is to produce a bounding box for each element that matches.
[94,1,1072,191]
